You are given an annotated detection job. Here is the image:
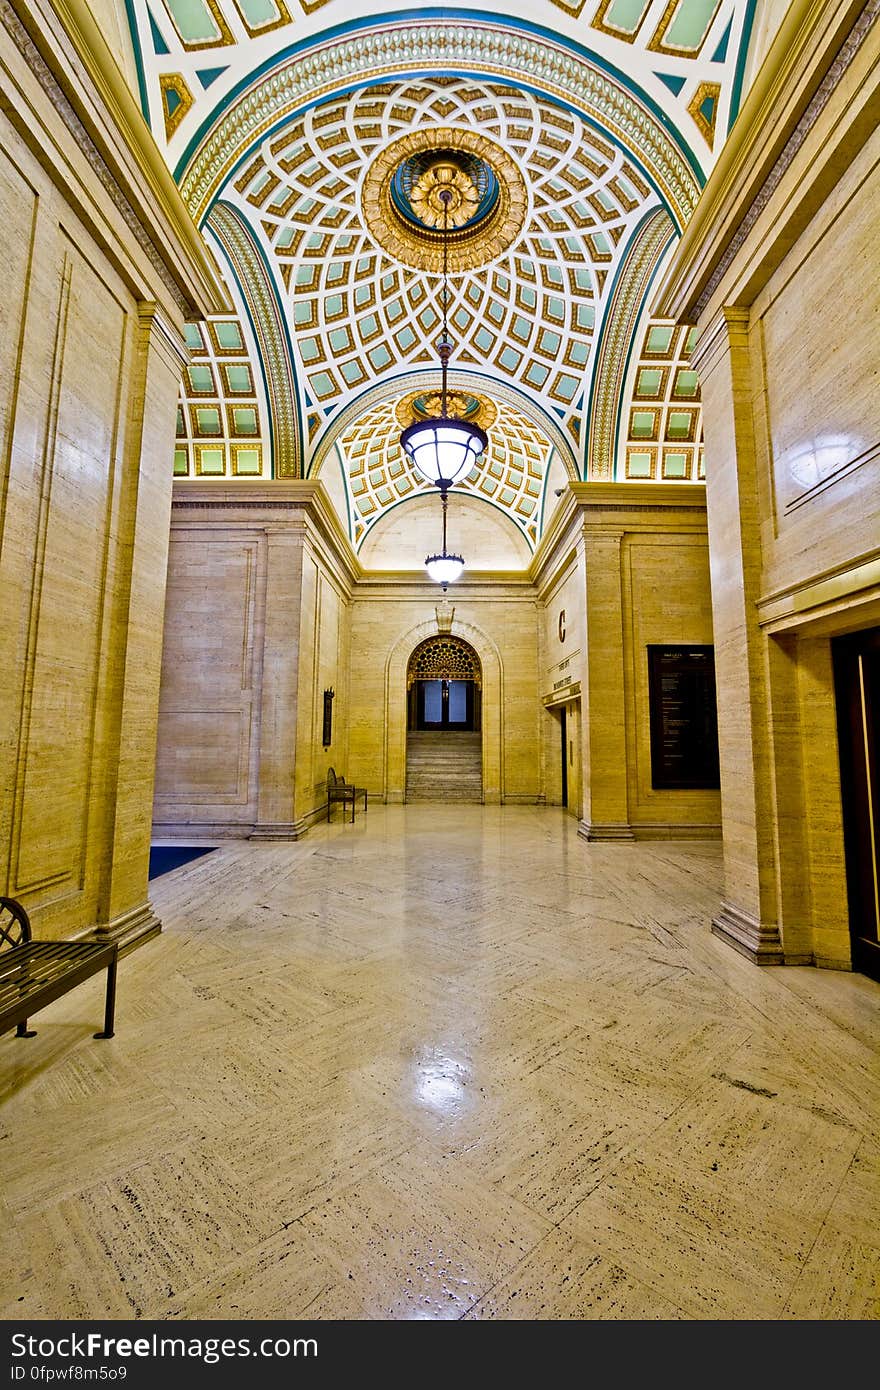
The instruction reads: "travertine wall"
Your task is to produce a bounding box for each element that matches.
[154,527,267,832]
[535,485,719,841]
[656,0,879,967]
[347,587,541,805]
[155,500,543,820]
[154,481,719,835]
[0,2,222,943]
[536,537,587,817]
[154,484,355,839]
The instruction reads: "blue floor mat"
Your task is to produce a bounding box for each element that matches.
[148,846,216,880]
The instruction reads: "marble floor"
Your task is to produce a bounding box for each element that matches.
[2,806,879,1320]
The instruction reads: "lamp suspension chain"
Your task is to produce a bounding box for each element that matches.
[440,188,450,419]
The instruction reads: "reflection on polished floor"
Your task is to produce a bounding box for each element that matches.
[2,806,878,1320]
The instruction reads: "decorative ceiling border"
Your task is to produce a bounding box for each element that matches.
[176,17,703,228]
[307,367,581,483]
[207,201,302,477]
[692,0,880,321]
[584,207,675,479]
[0,0,193,315]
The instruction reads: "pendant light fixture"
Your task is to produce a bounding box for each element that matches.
[399,184,489,585]
[424,489,464,590]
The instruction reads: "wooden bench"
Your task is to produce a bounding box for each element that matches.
[0,897,118,1042]
[327,767,367,823]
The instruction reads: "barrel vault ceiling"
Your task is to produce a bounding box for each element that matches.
[124,1,757,552]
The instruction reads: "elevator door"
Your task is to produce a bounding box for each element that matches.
[560,706,568,808]
[833,626,880,982]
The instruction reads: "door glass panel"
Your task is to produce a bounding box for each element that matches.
[448,681,467,723]
[423,681,443,723]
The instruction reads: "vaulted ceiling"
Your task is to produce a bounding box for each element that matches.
[123,1,758,552]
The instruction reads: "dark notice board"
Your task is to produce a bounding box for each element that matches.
[647,645,720,790]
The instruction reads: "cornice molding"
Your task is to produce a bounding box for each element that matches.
[170,479,360,584]
[1,0,226,317]
[654,0,878,322]
[531,480,707,582]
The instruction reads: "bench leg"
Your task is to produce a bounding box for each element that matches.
[94,952,118,1039]
[16,1021,36,1039]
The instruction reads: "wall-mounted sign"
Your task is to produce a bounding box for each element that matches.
[322,687,334,747]
[558,609,566,643]
[647,645,720,790]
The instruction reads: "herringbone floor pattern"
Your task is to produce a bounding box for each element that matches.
[2,806,878,1319]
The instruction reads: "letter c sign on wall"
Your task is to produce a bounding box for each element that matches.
[558,610,566,643]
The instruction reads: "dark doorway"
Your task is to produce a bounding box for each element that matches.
[560,706,568,808]
[411,679,477,731]
[832,625,880,982]
[148,845,216,880]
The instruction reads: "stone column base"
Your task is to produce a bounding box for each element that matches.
[578,820,636,842]
[711,902,784,965]
[84,902,162,954]
[249,821,308,840]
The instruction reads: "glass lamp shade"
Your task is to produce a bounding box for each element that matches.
[400,416,488,489]
[424,552,465,586]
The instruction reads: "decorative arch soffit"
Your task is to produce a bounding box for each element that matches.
[586,205,675,480]
[321,377,572,553]
[310,368,578,481]
[207,202,303,476]
[176,20,703,227]
[126,6,761,217]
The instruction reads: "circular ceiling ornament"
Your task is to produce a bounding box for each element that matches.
[362,127,528,274]
[393,151,499,232]
[394,390,497,434]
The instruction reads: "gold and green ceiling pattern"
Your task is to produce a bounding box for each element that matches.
[130,1,752,167]
[129,2,757,539]
[331,390,558,551]
[227,78,654,451]
[623,319,705,481]
[174,304,271,478]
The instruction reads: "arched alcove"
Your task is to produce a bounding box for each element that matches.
[385,618,503,804]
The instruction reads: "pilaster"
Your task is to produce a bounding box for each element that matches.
[94,305,187,939]
[692,308,782,963]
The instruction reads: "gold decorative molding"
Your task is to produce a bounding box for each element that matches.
[394,391,497,434]
[207,202,300,478]
[586,208,675,479]
[653,0,876,321]
[687,81,721,151]
[362,128,528,275]
[160,73,194,142]
[14,0,228,316]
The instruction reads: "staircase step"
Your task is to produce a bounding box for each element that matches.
[405,732,482,803]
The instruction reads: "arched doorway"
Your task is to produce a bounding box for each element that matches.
[406,636,482,801]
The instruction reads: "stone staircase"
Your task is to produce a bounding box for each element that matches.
[405,732,483,802]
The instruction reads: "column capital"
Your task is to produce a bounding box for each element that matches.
[690,306,751,376]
